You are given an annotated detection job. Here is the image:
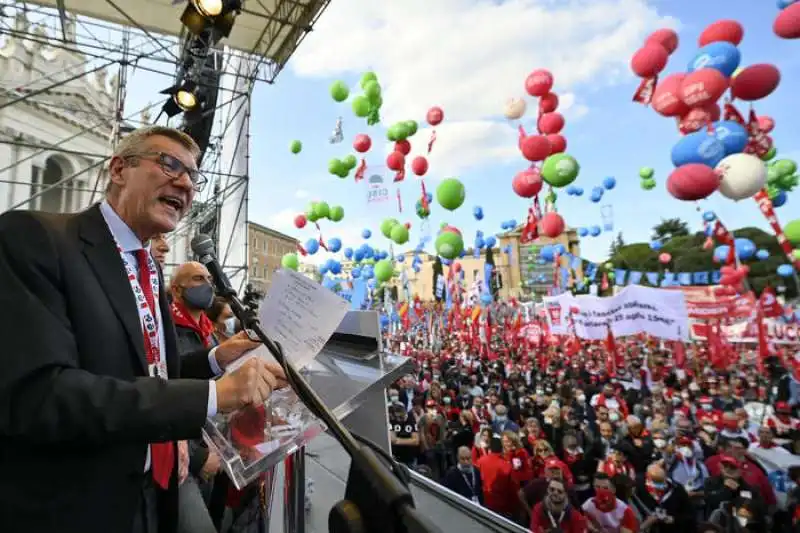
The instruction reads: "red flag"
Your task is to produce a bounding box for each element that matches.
[355,159,367,181]
[759,286,783,318]
[605,325,617,376]
[756,307,770,375]
[672,340,686,369]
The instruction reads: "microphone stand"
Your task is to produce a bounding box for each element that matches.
[213,281,441,533]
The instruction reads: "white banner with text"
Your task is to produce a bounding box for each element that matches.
[543,285,689,341]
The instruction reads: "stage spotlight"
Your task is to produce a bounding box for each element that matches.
[181,0,240,39]
[175,88,197,110]
[159,81,199,118]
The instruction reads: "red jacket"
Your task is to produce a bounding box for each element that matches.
[476,453,519,516]
[504,448,533,486]
[530,502,587,533]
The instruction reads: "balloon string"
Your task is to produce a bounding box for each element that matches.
[427,130,437,154]
[397,189,403,213]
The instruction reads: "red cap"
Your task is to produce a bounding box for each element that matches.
[545,458,563,470]
[720,455,739,468]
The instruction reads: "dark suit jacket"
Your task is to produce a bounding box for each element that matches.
[442,465,484,505]
[0,205,215,533]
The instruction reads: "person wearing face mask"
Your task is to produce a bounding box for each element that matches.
[560,432,596,503]
[667,436,709,522]
[709,497,762,533]
[206,297,236,343]
[530,479,587,533]
[442,446,484,505]
[491,404,520,434]
[170,261,218,353]
[632,463,692,533]
[582,474,638,533]
[476,436,519,519]
[704,454,767,526]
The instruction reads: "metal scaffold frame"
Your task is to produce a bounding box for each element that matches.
[0,0,331,291]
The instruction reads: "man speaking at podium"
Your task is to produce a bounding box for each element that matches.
[0,126,285,533]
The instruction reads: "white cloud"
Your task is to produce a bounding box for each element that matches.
[294,189,309,199]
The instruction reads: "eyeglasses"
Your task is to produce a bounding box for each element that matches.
[126,151,206,192]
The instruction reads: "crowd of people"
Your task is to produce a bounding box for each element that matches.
[385,313,800,533]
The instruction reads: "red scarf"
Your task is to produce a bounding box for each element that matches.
[170,300,215,348]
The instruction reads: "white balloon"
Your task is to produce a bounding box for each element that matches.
[715,153,767,201]
[503,98,527,120]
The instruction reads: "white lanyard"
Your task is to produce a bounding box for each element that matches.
[547,508,566,528]
[461,468,479,503]
[117,242,165,379]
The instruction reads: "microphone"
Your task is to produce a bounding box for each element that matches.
[191,234,235,296]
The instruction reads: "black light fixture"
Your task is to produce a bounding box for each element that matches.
[159,80,199,118]
[181,0,241,39]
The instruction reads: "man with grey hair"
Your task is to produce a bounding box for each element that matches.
[0,126,286,533]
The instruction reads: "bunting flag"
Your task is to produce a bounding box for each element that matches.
[355,159,367,181]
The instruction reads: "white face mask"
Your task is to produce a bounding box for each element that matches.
[678,446,693,459]
[736,516,748,527]
[577,395,586,403]
[654,439,667,449]
[223,317,237,338]
[703,424,717,434]
[609,412,620,422]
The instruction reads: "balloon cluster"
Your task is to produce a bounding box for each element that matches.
[632,21,782,203]
[575,226,602,238]
[346,72,383,126]
[639,167,656,190]
[416,193,433,219]
[329,154,359,178]
[435,225,464,260]
[500,219,519,230]
[380,218,411,245]
[565,186,584,197]
[294,201,344,228]
[774,1,800,39]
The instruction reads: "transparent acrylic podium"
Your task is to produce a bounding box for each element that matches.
[202,310,412,530]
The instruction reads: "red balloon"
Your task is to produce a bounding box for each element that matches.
[404,222,411,230]
[659,253,672,264]
[678,105,715,134]
[453,262,461,273]
[666,163,720,201]
[353,134,371,153]
[426,106,444,126]
[520,135,552,162]
[774,3,800,39]
[539,92,559,113]
[394,140,411,155]
[546,134,567,155]
[706,102,721,122]
[730,64,781,101]
[540,212,565,238]
[538,112,565,135]
[512,168,543,198]
[442,225,462,237]
[679,68,728,107]
[652,73,689,117]
[757,115,775,133]
[645,28,679,54]
[525,69,554,97]
[386,151,405,171]
[698,19,744,46]
[294,214,307,229]
[630,44,669,78]
[410,156,428,176]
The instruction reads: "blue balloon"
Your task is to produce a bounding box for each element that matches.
[362,229,371,239]
[540,245,555,262]
[702,211,716,222]
[305,238,320,255]
[688,41,741,78]
[574,188,584,196]
[566,185,578,195]
[509,219,518,228]
[426,192,433,203]
[473,206,484,220]
[772,191,787,208]
[756,249,770,261]
[590,187,604,203]
[671,129,726,168]
[459,249,467,258]
[441,258,451,265]
[396,255,405,262]
[379,315,390,328]
[577,227,588,237]
[734,238,756,260]
[713,121,749,155]
[714,245,731,263]
[777,264,794,278]
[413,265,421,273]
[500,221,510,230]
[485,236,497,248]
[319,263,329,275]
[779,0,797,8]
[327,237,342,253]
[589,226,602,237]
[504,246,511,254]
[343,247,353,259]
[480,292,493,305]
[367,279,377,288]
[330,261,342,275]
[363,247,374,259]
[650,240,663,251]
[603,176,617,190]
[554,244,566,255]
[475,237,485,249]
[353,250,363,262]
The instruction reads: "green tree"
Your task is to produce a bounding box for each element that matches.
[652,218,690,242]
[609,232,625,257]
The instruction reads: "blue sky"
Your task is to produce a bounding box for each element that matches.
[128,0,800,264]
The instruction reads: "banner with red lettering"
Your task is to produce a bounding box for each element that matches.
[754,189,800,271]
[691,320,800,344]
[667,286,755,320]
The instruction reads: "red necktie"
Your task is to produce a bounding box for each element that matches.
[135,249,174,490]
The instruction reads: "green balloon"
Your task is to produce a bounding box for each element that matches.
[435,231,464,260]
[639,167,655,179]
[330,80,349,102]
[393,122,410,140]
[281,253,299,271]
[314,201,330,219]
[363,80,381,101]
[390,224,409,245]
[761,147,777,161]
[416,203,430,219]
[440,222,448,230]
[290,140,302,154]
[374,259,394,283]
[335,167,350,179]
[773,159,797,178]
[329,158,345,175]
[352,96,370,118]
[387,127,399,142]
[305,201,317,217]
[641,178,657,191]
[307,211,320,223]
[541,153,580,188]
[793,249,800,261]
[342,154,358,169]
[380,218,399,238]
[360,71,378,89]
[436,178,466,211]
[785,218,800,246]
[404,120,418,136]
[329,205,344,222]
[371,93,383,109]
[767,165,782,183]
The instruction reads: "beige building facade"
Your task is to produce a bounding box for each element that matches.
[247,222,298,294]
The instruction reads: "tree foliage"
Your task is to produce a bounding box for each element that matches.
[609,232,625,257]
[652,218,690,242]
[607,226,797,298]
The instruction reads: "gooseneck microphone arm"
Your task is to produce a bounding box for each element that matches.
[190,235,441,533]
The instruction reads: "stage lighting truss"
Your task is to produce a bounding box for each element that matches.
[181,0,241,42]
